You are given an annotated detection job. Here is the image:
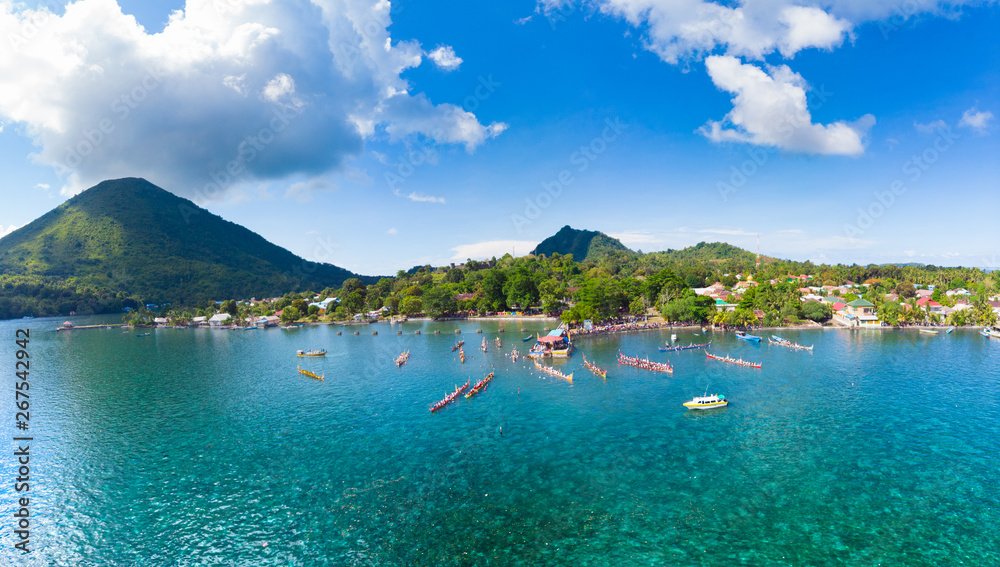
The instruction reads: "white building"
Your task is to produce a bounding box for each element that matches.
[209,313,232,326]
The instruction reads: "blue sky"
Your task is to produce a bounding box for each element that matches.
[1,0,997,276]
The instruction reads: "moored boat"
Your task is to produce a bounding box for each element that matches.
[297,349,327,356]
[946,326,955,334]
[522,335,533,342]
[919,329,938,335]
[527,328,574,359]
[735,331,761,342]
[683,394,728,410]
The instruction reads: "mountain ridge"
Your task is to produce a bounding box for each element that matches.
[0,178,373,305]
[529,225,634,262]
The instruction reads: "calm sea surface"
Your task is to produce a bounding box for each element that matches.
[2,316,998,565]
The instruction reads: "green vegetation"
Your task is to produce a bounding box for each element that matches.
[0,178,374,318]
[2,194,997,326]
[530,225,633,263]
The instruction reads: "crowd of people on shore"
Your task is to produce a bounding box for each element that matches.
[568,318,667,337]
[712,324,762,332]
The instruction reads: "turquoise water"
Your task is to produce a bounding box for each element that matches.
[2,317,999,565]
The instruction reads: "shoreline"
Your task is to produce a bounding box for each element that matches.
[46,316,992,334]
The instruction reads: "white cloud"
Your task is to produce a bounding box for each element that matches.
[699,56,873,155]
[34,183,50,190]
[386,227,397,234]
[451,240,539,261]
[914,119,947,133]
[577,0,851,64]
[427,45,462,71]
[0,223,24,238]
[381,93,508,152]
[404,191,446,204]
[223,74,247,96]
[553,0,971,64]
[0,0,504,199]
[958,107,993,132]
[261,73,298,105]
[391,187,446,203]
[607,230,661,245]
[697,227,756,236]
[540,0,984,156]
[284,177,336,202]
[777,6,851,58]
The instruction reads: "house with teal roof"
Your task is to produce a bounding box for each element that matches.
[832,299,881,328]
[847,299,880,327]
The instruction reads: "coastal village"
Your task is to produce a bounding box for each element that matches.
[56,269,1000,334]
[693,275,1000,328]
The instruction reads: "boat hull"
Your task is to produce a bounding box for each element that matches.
[683,401,728,410]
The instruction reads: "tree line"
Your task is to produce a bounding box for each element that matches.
[3,247,997,327]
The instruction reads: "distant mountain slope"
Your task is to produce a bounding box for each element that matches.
[530,226,634,262]
[0,178,372,304]
[646,241,760,264]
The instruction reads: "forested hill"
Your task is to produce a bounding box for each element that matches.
[0,178,372,316]
[645,241,761,265]
[530,225,635,262]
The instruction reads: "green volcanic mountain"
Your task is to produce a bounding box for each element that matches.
[0,178,371,307]
[530,225,634,262]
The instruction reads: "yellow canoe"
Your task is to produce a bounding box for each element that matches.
[297,365,324,380]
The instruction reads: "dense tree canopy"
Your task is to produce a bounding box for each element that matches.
[3,236,998,327]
